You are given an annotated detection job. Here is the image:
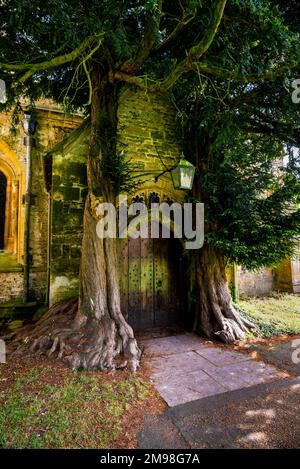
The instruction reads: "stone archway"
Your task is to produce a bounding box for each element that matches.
[0,140,22,256]
[117,189,187,331]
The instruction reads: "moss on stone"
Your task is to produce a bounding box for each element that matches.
[0,253,22,272]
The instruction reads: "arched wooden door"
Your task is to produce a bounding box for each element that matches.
[119,236,183,331]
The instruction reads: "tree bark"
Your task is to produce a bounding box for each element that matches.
[193,245,256,343]
[67,69,141,371]
[16,69,141,371]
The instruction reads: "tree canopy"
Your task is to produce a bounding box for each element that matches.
[172,1,300,269]
[1,0,299,271]
[0,1,299,105]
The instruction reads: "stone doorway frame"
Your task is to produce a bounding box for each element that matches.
[0,139,24,262]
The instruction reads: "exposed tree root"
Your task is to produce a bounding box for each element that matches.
[212,303,257,344]
[4,297,141,372]
[194,247,257,344]
[194,291,257,344]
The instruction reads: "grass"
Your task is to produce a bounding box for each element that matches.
[0,362,153,449]
[239,292,300,338]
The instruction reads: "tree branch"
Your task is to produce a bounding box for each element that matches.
[157,0,227,91]
[113,58,299,95]
[0,34,104,83]
[191,61,299,82]
[155,8,197,51]
[111,70,148,89]
[240,118,300,146]
[121,0,163,73]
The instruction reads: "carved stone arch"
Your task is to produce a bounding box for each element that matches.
[117,190,186,331]
[0,139,21,178]
[128,185,185,207]
[0,139,23,256]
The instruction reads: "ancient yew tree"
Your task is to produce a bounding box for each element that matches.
[0,0,299,367]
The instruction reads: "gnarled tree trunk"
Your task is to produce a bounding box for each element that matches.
[12,69,141,371]
[68,69,141,371]
[193,245,256,343]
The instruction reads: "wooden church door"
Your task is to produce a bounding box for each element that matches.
[119,236,183,331]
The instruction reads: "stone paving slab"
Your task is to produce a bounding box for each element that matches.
[154,369,226,407]
[202,359,286,390]
[195,347,251,366]
[141,333,211,357]
[141,334,286,407]
[150,351,217,377]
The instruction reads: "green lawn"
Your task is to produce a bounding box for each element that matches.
[0,361,155,449]
[239,293,300,338]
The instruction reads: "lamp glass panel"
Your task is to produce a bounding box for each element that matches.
[179,166,195,189]
[171,167,181,188]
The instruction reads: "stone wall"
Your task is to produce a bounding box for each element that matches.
[0,272,23,303]
[275,250,300,293]
[0,103,82,304]
[237,267,275,297]
[117,88,185,204]
[49,87,185,304]
[227,259,300,298]
[50,128,88,305]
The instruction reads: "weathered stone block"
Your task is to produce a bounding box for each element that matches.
[64,187,80,202]
[52,174,61,189]
[151,130,165,141]
[52,200,66,233]
[62,244,70,258]
[67,162,87,185]
[63,186,80,201]
[80,188,88,200]
[51,243,62,259]
[70,245,81,259]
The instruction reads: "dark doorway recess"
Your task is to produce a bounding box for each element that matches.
[0,171,7,250]
[119,232,185,331]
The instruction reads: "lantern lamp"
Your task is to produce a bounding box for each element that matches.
[171,154,195,190]
[22,111,38,136]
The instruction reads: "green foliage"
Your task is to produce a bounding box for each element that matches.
[0,0,296,109]
[0,0,165,108]
[101,150,141,195]
[203,125,300,268]
[171,1,300,269]
[0,0,300,269]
